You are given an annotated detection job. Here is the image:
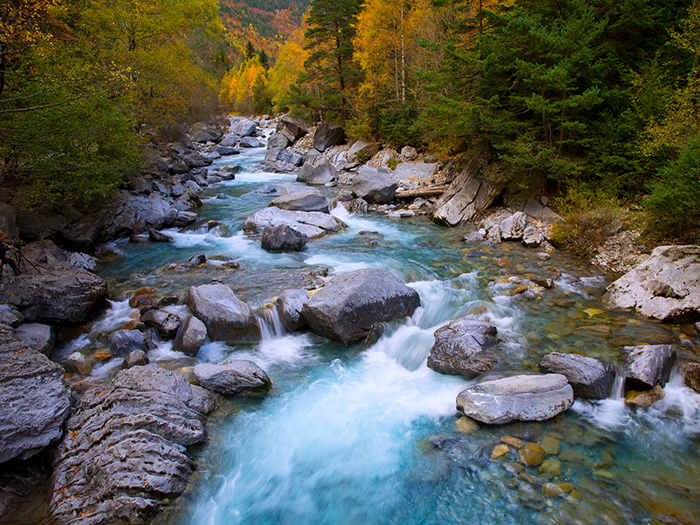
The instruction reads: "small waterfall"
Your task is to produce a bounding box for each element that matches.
[256,304,286,340]
[609,366,626,399]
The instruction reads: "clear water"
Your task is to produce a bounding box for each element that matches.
[88,138,700,525]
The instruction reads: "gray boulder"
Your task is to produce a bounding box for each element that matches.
[50,365,214,525]
[186,284,259,343]
[351,166,398,204]
[148,229,173,243]
[624,344,677,390]
[14,323,54,355]
[276,289,309,332]
[269,189,329,213]
[109,329,146,356]
[261,225,308,252]
[173,315,207,356]
[401,146,418,161]
[606,245,700,322]
[313,123,346,152]
[432,164,501,226]
[193,360,271,396]
[0,325,70,463]
[522,225,545,247]
[190,122,223,143]
[265,132,291,163]
[240,137,265,148]
[347,141,379,167]
[427,318,499,378]
[0,306,23,327]
[214,145,239,156]
[230,118,257,137]
[456,374,574,424]
[141,309,181,339]
[243,207,345,239]
[278,116,308,142]
[100,191,178,240]
[500,211,528,241]
[0,270,106,324]
[297,156,337,186]
[539,352,614,399]
[302,269,421,343]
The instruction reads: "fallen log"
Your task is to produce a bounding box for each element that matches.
[395,186,449,199]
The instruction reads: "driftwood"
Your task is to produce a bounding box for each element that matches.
[395,185,449,199]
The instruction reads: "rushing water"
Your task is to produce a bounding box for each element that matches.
[84,132,700,525]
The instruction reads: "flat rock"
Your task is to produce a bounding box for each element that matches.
[14,323,54,355]
[243,207,345,240]
[456,374,574,424]
[301,269,420,343]
[173,315,207,356]
[427,317,499,378]
[539,352,614,399]
[606,245,700,322]
[276,289,309,332]
[351,166,398,204]
[49,365,214,525]
[624,344,677,390]
[269,189,329,213]
[193,360,271,396]
[186,284,259,343]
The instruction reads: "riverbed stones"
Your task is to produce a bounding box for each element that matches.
[606,245,700,322]
[456,374,574,424]
[141,309,180,339]
[193,360,271,396]
[275,289,309,332]
[173,315,207,356]
[301,269,421,344]
[109,329,146,356]
[351,166,398,204]
[0,325,70,463]
[519,443,546,467]
[261,225,308,252]
[186,284,259,343]
[313,123,346,152]
[0,270,106,324]
[14,323,54,355]
[625,385,665,407]
[427,317,499,378]
[243,207,345,240]
[539,352,614,399]
[624,344,677,390]
[49,364,214,525]
[269,189,329,213]
[125,349,149,368]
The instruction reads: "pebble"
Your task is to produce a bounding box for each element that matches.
[540,435,561,455]
[501,436,523,449]
[456,416,479,434]
[539,458,562,476]
[491,444,510,460]
[520,443,546,467]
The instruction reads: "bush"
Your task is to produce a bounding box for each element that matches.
[643,137,700,242]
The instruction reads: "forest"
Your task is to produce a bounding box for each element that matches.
[1,0,698,242]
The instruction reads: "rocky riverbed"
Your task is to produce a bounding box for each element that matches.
[1,115,699,525]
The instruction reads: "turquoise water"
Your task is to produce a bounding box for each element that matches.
[94,141,700,525]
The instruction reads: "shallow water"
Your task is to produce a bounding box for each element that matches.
[87,136,700,524]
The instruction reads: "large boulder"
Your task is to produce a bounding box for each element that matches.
[261,225,308,252]
[193,360,271,396]
[456,374,574,424]
[0,325,70,463]
[141,309,181,340]
[432,164,501,226]
[173,315,207,356]
[606,245,700,322]
[275,289,309,332]
[185,284,259,343]
[539,352,614,399]
[346,141,379,167]
[301,269,421,344]
[243,207,345,239]
[624,344,677,390]
[265,132,291,163]
[269,189,329,213]
[190,122,223,143]
[278,116,308,142]
[297,156,337,185]
[50,365,214,525]
[313,123,346,152]
[100,191,178,240]
[14,323,54,355]
[230,118,257,137]
[427,318,499,378]
[351,166,398,204]
[0,270,106,324]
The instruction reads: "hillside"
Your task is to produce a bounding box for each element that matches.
[220,0,311,43]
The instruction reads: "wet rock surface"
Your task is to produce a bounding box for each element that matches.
[427,318,499,378]
[243,207,345,240]
[276,289,309,332]
[539,352,614,399]
[193,360,271,396]
[261,224,308,252]
[186,284,259,343]
[432,164,501,226]
[49,365,214,525]
[173,315,207,356]
[624,344,677,390]
[296,156,337,186]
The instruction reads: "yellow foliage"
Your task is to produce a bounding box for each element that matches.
[267,28,309,110]
[220,56,267,114]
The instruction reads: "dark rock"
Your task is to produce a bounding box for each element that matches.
[148,229,172,243]
[456,374,574,424]
[0,306,23,327]
[347,141,379,167]
[191,121,223,143]
[539,352,614,399]
[301,269,421,343]
[275,289,309,332]
[14,323,54,355]
[188,253,207,267]
[109,330,146,356]
[278,116,308,142]
[624,344,677,390]
[680,362,700,393]
[351,166,398,204]
[269,190,329,213]
[185,284,259,343]
[297,156,337,185]
[141,309,180,340]
[125,349,149,368]
[243,207,345,239]
[49,365,214,525]
[100,191,178,240]
[264,132,291,164]
[427,318,499,378]
[174,211,197,226]
[313,123,346,152]
[173,315,207,356]
[261,225,308,252]
[193,360,271,396]
[158,296,180,308]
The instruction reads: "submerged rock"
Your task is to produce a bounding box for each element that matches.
[539,352,614,399]
[624,344,677,390]
[50,365,214,525]
[276,289,309,332]
[301,269,420,344]
[456,374,574,424]
[186,284,259,344]
[625,385,665,407]
[427,317,499,378]
[606,245,700,322]
[269,189,329,213]
[261,225,308,252]
[193,360,271,396]
[0,325,70,463]
[243,206,345,240]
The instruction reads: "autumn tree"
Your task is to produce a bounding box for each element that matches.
[267,27,309,111]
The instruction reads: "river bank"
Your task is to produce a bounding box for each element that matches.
[1,116,699,525]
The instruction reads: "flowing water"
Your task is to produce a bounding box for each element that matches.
[76,134,700,524]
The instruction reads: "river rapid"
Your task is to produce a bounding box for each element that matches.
[71,132,700,524]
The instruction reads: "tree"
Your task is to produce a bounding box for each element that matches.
[267,27,309,111]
